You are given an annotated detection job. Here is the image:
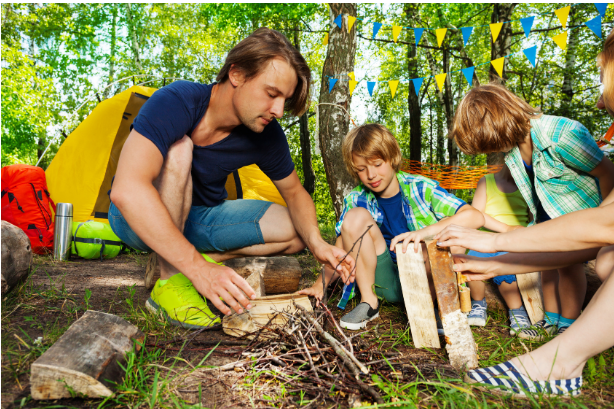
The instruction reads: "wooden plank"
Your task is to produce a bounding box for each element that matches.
[426,241,478,370]
[516,272,544,324]
[395,244,440,349]
[31,310,145,400]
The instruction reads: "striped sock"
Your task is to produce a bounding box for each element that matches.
[558,316,576,329]
[544,311,560,326]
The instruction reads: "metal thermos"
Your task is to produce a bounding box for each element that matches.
[53,203,73,261]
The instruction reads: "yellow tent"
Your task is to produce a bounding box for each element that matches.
[46,85,286,224]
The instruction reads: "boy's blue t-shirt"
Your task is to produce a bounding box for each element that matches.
[375,191,410,264]
[131,81,295,207]
[522,160,551,222]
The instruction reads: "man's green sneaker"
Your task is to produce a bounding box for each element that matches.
[146,273,221,329]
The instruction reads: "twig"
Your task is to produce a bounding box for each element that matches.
[321,303,354,355]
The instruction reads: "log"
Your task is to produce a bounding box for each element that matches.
[516,272,544,324]
[426,241,478,371]
[145,255,302,295]
[1,221,33,295]
[395,244,440,349]
[223,293,312,338]
[31,310,145,400]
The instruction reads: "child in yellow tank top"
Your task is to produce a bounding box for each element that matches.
[466,165,532,335]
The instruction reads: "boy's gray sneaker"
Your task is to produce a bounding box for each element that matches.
[509,307,531,336]
[467,301,487,327]
[340,302,379,330]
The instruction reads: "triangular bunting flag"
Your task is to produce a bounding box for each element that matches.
[414,27,424,46]
[520,16,535,38]
[461,27,473,46]
[411,78,424,97]
[348,16,356,33]
[523,46,537,67]
[349,80,358,95]
[595,3,608,17]
[348,72,355,81]
[367,81,376,96]
[555,6,571,29]
[334,14,343,29]
[461,66,475,85]
[328,78,338,93]
[392,26,402,43]
[435,73,447,91]
[322,33,329,46]
[491,57,505,78]
[389,80,399,98]
[373,22,382,39]
[552,31,568,50]
[585,15,603,39]
[436,28,447,47]
[490,22,503,43]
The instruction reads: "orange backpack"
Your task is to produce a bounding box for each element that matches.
[1,164,56,254]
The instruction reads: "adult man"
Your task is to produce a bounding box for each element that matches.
[109,28,354,329]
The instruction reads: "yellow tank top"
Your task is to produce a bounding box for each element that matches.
[484,173,529,227]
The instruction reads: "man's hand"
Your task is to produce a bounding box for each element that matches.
[188,263,256,316]
[435,224,498,253]
[311,242,355,285]
[450,253,502,281]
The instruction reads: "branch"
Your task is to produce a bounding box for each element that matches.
[510,24,583,37]
[357,33,460,51]
[283,112,315,132]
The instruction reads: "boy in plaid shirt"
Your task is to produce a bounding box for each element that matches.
[299,124,484,330]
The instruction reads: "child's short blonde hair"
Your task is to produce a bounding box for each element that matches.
[597,29,614,109]
[342,124,402,179]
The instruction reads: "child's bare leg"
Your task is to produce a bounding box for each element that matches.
[542,269,560,315]
[340,208,387,309]
[499,281,523,309]
[558,263,586,320]
[468,281,486,301]
[596,245,614,282]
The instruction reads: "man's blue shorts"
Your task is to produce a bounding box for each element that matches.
[109,199,273,252]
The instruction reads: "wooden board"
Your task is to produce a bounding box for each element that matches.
[516,272,544,324]
[426,241,478,370]
[31,310,145,400]
[395,244,440,349]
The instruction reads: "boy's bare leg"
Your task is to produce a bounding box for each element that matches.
[340,208,387,309]
[468,281,486,301]
[558,263,587,320]
[499,282,523,309]
[596,245,614,282]
[542,269,561,315]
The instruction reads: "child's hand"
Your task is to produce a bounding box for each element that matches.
[298,282,325,305]
[390,230,429,254]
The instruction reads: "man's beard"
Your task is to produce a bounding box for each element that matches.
[239,112,267,134]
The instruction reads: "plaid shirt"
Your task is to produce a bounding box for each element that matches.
[335,171,466,309]
[506,115,604,224]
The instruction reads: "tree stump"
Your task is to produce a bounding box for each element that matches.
[1,220,33,295]
[31,310,145,400]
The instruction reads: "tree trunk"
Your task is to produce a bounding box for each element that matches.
[442,47,458,167]
[405,3,422,163]
[293,26,315,196]
[436,106,445,165]
[104,4,118,99]
[318,3,357,219]
[124,3,143,72]
[561,7,579,109]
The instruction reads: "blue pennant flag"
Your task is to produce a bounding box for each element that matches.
[461,66,475,85]
[595,3,608,17]
[372,22,382,39]
[333,14,343,29]
[414,28,424,46]
[520,16,535,38]
[329,78,338,93]
[461,27,473,46]
[367,81,376,96]
[411,77,424,97]
[523,46,537,68]
[585,15,603,38]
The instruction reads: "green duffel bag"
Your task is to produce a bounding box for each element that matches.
[71,220,122,260]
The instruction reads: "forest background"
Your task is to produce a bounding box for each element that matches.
[2,3,613,227]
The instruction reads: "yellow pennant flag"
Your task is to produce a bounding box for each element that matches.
[552,31,568,50]
[348,16,356,33]
[349,80,358,95]
[389,80,399,98]
[491,57,505,78]
[555,6,571,29]
[348,72,355,81]
[392,26,402,43]
[435,73,447,91]
[490,22,503,43]
[436,28,447,47]
[322,33,329,46]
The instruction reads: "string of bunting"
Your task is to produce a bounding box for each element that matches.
[325,4,608,98]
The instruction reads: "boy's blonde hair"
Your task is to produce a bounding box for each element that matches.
[597,29,614,109]
[342,124,402,179]
[451,83,542,155]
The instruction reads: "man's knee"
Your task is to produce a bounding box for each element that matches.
[341,207,374,235]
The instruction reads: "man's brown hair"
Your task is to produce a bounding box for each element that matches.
[597,28,614,109]
[451,83,542,155]
[342,124,402,179]
[216,27,311,117]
